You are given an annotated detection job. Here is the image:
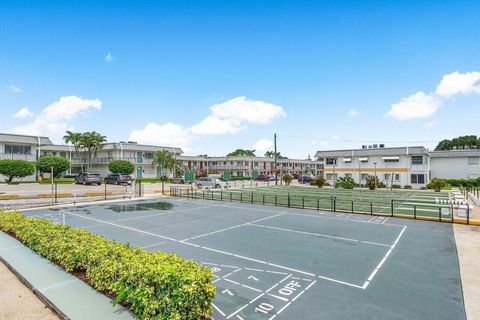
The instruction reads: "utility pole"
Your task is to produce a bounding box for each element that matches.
[274,133,278,185]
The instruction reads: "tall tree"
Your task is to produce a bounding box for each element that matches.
[63,131,84,172]
[435,135,480,150]
[80,131,107,172]
[227,149,256,157]
[153,149,176,177]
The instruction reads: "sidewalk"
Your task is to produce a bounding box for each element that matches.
[0,231,137,320]
[0,260,59,320]
[453,224,480,320]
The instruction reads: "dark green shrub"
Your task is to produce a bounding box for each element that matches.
[392,184,401,189]
[377,181,387,188]
[0,212,214,320]
[0,159,35,183]
[420,186,428,190]
[282,174,293,186]
[404,185,412,189]
[427,178,447,191]
[108,160,135,174]
[335,176,356,189]
[36,156,71,178]
[313,176,326,188]
[365,175,378,190]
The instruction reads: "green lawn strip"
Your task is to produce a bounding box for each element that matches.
[0,211,215,320]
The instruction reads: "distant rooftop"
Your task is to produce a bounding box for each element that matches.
[0,133,53,146]
[315,146,428,158]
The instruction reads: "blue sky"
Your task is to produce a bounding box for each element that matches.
[1,1,479,158]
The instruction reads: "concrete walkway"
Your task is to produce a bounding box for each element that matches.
[0,231,137,320]
[454,224,480,320]
[0,260,59,320]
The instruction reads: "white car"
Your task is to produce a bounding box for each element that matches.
[195,177,225,188]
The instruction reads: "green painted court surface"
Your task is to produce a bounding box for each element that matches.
[179,186,455,220]
[26,197,465,320]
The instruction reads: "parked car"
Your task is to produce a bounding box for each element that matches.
[255,174,270,181]
[298,175,314,184]
[171,177,185,184]
[75,173,102,185]
[195,177,225,188]
[104,173,133,185]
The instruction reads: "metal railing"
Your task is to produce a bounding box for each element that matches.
[170,187,470,224]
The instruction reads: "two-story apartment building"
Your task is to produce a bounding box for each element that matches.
[177,156,323,178]
[315,146,431,188]
[430,148,480,180]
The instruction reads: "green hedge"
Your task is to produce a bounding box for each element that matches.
[0,212,214,320]
[445,178,480,187]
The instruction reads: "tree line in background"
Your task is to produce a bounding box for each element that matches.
[435,135,480,151]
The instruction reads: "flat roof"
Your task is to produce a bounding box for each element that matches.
[430,149,480,158]
[0,133,53,146]
[315,146,428,158]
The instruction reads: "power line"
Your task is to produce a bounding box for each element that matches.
[277,133,439,144]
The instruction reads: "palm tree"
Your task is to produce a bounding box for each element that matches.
[265,151,281,158]
[153,150,175,178]
[227,149,256,157]
[63,131,84,172]
[80,132,107,172]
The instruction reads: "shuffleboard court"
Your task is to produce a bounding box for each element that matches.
[25,197,466,320]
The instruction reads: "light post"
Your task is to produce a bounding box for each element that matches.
[205,155,209,177]
[373,162,378,190]
[332,157,337,198]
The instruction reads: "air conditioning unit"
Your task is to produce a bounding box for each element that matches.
[379,144,385,148]
[373,144,378,148]
[362,145,367,149]
[368,145,373,149]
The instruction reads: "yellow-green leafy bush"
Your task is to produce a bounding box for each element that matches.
[0,212,215,320]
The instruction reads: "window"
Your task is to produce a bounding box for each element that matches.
[384,174,391,180]
[412,156,423,165]
[361,173,368,180]
[254,162,258,166]
[359,157,368,163]
[395,174,400,181]
[411,174,425,184]
[237,161,243,166]
[384,158,399,163]
[345,173,352,178]
[326,173,336,180]
[144,152,154,159]
[326,158,337,165]
[343,158,352,163]
[4,144,31,154]
[468,157,479,165]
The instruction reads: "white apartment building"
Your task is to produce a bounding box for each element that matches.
[430,149,480,180]
[177,155,323,178]
[315,146,431,188]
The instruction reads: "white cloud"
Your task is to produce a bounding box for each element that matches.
[12,96,102,138]
[210,96,286,124]
[386,91,441,120]
[348,109,360,117]
[104,53,113,62]
[332,135,341,141]
[12,107,34,118]
[387,71,480,120]
[7,84,21,93]
[190,116,245,135]
[423,121,437,129]
[253,139,273,153]
[129,96,286,149]
[435,71,480,98]
[129,122,192,151]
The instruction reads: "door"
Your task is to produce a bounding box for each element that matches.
[136,152,143,164]
[136,166,142,178]
[156,167,161,178]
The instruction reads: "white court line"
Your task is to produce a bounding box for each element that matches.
[181,212,287,242]
[227,293,264,319]
[381,217,390,224]
[362,225,407,289]
[212,303,226,317]
[141,241,166,249]
[367,216,376,223]
[247,223,391,247]
[60,206,378,290]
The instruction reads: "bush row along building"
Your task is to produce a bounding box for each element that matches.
[0,133,479,188]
